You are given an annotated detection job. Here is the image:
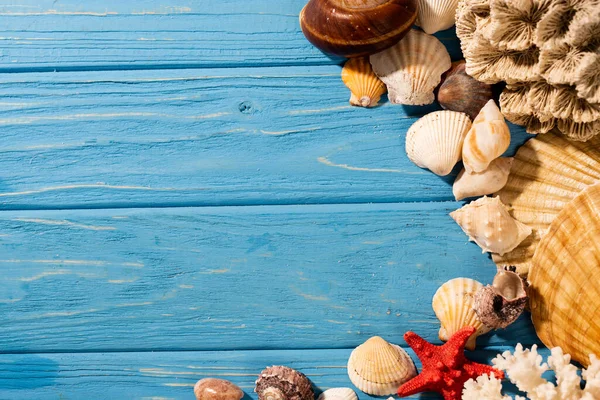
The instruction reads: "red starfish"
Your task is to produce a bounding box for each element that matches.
[397,326,504,400]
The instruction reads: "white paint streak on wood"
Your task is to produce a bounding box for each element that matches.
[317,156,404,174]
[259,127,320,135]
[13,218,116,231]
[178,284,194,289]
[284,324,315,329]
[288,105,353,115]
[290,286,328,301]
[116,302,153,307]
[198,269,230,274]
[2,259,143,268]
[326,320,347,325]
[162,383,195,387]
[107,278,139,284]
[0,184,177,197]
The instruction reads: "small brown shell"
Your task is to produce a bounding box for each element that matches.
[299,0,418,57]
[437,60,493,120]
[474,268,528,329]
[255,366,313,400]
[194,378,244,400]
[341,57,386,108]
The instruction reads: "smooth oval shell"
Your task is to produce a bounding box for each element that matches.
[194,378,243,400]
[341,57,386,108]
[347,336,416,395]
[529,183,600,367]
[450,196,532,256]
[493,133,600,276]
[370,29,451,105]
[462,100,511,174]
[406,111,472,176]
[474,269,528,329]
[415,0,459,34]
[255,366,313,400]
[317,388,358,400]
[432,277,492,350]
[437,60,493,120]
[299,0,418,57]
[453,157,513,201]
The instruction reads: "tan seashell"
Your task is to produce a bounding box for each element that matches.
[450,196,532,255]
[341,57,386,108]
[194,378,244,400]
[486,0,552,51]
[453,157,513,201]
[432,277,492,350]
[405,111,472,176]
[415,0,459,35]
[529,183,600,367]
[317,388,358,400]
[462,100,512,174]
[493,132,600,275]
[347,336,416,395]
[370,29,451,105]
[255,366,313,400]
[474,268,528,329]
[437,60,493,120]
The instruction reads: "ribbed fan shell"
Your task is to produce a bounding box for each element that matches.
[529,183,600,367]
[341,57,386,108]
[415,0,459,34]
[317,388,358,400]
[432,277,492,350]
[405,111,471,176]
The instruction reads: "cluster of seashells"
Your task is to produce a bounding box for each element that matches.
[457,0,600,141]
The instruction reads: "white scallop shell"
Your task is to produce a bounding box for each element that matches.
[317,388,358,400]
[432,277,492,350]
[347,336,416,396]
[406,111,472,176]
[415,0,460,34]
[450,196,532,255]
[462,100,511,174]
[453,157,513,201]
[370,29,451,105]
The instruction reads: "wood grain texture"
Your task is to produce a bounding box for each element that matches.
[0,346,550,399]
[0,66,531,210]
[0,0,463,72]
[0,202,539,353]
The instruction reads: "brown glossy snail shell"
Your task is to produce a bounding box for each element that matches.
[299,0,418,57]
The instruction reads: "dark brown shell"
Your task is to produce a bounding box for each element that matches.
[255,366,314,400]
[474,268,528,329]
[299,0,418,57]
[437,60,493,120]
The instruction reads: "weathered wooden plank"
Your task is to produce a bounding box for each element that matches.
[0,0,462,72]
[0,202,539,353]
[0,346,548,399]
[0,66,531,210]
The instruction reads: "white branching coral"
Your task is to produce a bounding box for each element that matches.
[462,344,600,400]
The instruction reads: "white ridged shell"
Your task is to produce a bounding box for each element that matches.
[432,277,492,350]
[347,336,416,396]
[406,111,472,176]
[462,100,511,174]
[450,196,532,255]
[370,29,451,105]
[415,0,460,34]
[453,157,513,201]
[317,388,358,400]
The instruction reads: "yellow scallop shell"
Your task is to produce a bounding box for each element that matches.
[341,57,386,108]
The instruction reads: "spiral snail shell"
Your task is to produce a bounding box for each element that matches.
[255,366,314,400]
[299,0,418,57]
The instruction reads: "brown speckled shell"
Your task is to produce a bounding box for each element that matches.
[474,269,528,329]
[194,378,244,400]
[299,0,418,57]
[437,60,493,120]
[255,366,314,400]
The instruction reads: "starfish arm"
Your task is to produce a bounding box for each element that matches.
[463,360,505,380]
[404,331,438,360]
[397,373,433,397]
[445,326,476,352]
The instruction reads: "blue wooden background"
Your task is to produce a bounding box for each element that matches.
[0,1,544,399]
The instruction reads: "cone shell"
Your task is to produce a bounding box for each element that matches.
[462,100,512,174]
[370,29,451,105]
[255,366,313,400]
[437,60,493,120]
[415,0,459,35]
[453,157,513,201]
[529,183,600,367]
[450,196,532,255]
[432,278,492,350]
[347,336,416,395]
[493,133,600,275]
[341,57,386,108]
[317,388,358,400]
[405,111,472,176]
